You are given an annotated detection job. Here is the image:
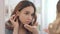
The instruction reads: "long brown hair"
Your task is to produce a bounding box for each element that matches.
[57,0,60,13]
[5,0,37,34]
[56,0,60,18]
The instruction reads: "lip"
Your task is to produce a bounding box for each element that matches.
[26,21,31,23]
[26,21,31,22]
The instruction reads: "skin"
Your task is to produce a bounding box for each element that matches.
[44,28,50,34]
[17,6,34,25]
[9,6,38,34]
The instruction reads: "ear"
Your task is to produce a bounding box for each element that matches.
[16,11,20,16]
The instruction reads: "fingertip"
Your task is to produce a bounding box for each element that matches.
[34,22,38,26]
[24,24,27,27]
[24,24,28,29]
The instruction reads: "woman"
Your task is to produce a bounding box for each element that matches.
[5,1,38,34]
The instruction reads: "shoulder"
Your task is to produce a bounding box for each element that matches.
[5,28,13,34]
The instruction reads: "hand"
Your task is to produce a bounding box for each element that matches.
[44,28,50,34]
[9,15,19,28]
[48,18,60,34]
[24,22,38,34]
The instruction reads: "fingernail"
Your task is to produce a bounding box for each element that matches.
[24,24,27,27]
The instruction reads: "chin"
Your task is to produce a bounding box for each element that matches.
[22,21,31,25]
[24,22,30,25]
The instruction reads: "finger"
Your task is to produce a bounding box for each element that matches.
[33,22,38,26]
[24,24,32,30]
[9,15,16,24]
[44,29,49,33]
[14,15,17,21]
[11,15,16,20]
[9,15,15,21]
[11,15,16,19]
[16,18,18,23]
[9,18,14,24]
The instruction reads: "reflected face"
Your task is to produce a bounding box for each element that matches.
[17,6,34,24]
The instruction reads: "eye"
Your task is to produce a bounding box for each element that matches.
[31,13,34,16]
[25,12,29,15]
[25,12,29,14]
[24,11,30,15]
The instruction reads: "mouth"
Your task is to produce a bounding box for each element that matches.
[26,21,31,24]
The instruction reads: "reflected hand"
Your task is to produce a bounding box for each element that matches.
[44,28,50,34]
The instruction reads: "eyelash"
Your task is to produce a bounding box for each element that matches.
[25,13,29,15]
[25,13,34,16]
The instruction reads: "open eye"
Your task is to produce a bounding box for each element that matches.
[25,12,29,15]
[24,11,29,15]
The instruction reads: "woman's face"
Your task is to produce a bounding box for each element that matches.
[17,6,34,25]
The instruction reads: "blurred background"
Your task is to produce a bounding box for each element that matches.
[0,0,59,34]
[0,0,5,34]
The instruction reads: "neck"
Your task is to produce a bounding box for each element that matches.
[18,23,27,34]
[56,13,60,19]
[19,23,25,30]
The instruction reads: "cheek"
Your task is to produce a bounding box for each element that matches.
[19,14,27,23]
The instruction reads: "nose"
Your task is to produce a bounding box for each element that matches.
[28,15,32,20]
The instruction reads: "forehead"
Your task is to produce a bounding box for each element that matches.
[20,6,34,13]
